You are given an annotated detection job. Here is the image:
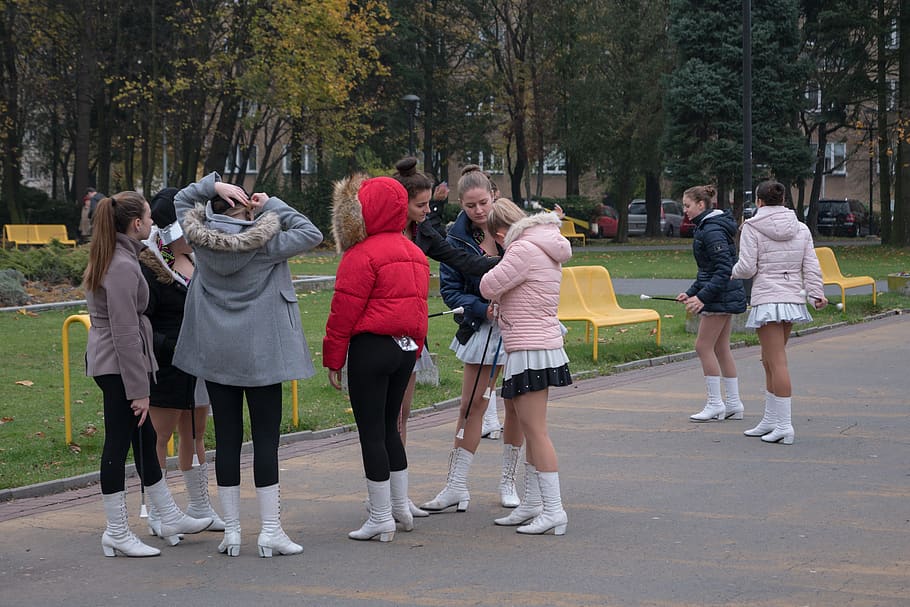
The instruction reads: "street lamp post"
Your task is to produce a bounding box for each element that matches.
[402,94,420,157]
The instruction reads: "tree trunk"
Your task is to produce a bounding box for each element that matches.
[877,0,892,242]
[807,124,827,235]
[644,171,661,237]
[205,97,239,178]
[0,1,23,221]
[565,152,580,196]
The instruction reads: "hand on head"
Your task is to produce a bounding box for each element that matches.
[213,181,250,209]
[250,192,269,210]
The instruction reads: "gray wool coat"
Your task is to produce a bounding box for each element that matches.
[172,172,324,387]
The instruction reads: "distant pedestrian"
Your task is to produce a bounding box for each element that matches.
[84,191,212,558]
[677,185,748,422]
[732,180,827,444]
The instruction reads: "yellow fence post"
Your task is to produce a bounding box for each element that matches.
[291,380,299,428]
[62,314,91,445]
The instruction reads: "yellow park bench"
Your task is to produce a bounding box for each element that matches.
[814,246,876,313]
[558,265,661,361]
[560,219,586,247]
[2,224,77,248]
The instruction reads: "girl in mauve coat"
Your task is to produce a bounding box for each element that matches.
[479,197,573,535]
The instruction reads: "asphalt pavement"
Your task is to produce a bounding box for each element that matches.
[1,312,908,607]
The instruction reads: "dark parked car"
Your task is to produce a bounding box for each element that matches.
[816,199,872,237]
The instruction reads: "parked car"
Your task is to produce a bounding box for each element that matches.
[592,205,619,238]
[816,198,872,237]
[680,213,695,237]
[627,199,684,237]
[743,200,757,219]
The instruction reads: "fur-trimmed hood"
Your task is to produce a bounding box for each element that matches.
[331,174,408,253]
[181,203,281,277]
[503,211,572,264]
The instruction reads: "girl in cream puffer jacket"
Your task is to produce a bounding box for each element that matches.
[731,180,828,446]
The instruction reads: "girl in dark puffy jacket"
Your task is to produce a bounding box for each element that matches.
[676,185,748,423]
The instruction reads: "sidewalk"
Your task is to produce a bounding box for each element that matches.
[1,314,908,606]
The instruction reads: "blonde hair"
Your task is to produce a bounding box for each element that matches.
[683,184,717,207]
[486,197,527,237]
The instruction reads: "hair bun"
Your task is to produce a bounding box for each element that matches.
[704,185,717,198]
[395,157,418,176]
[461,164,482,176]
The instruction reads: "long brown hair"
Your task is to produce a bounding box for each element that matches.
[83,192,148,291]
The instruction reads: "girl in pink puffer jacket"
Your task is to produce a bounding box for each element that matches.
[479,198,573,536]
[732,180,828,445]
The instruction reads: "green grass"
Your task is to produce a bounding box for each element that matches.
[1,242,907,490]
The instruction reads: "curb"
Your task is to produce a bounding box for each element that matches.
[2,308,905,503]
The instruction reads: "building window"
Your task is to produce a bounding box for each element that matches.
[805,82,821,112]
[887,79,898,111]
[809,142,848,176]
[543,150,566,174]
[225,145,258,174]
[282,144,316,174]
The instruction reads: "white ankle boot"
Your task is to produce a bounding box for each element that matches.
[761,395,795,445]
[183,463,225,531]
[481,392,502,439]
[495,463,542,526]
[499,444,522,508]
[690,376,725,422]
[744,391,777,436]
[349,479,396,542]
[101,492,160,557]
[218,485,241,557]
[389,470,415,531]
[517,471,567,536]
[408,499,429,517]
[421,447,473,512]
[146,478,212,545]
[722,376,744,419]
[257,484,303,557]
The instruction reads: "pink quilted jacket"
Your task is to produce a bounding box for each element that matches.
[731,205,824,306]
[479,213,572,352]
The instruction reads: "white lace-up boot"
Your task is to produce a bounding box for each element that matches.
[516,471,568,536]
[217,485,241,557]
[145,478,212,545]
[183,462,225,531]
[494,463,542,525]
[256,484,303,557]
[722,376,745,419]
[481,392,502,439]
[349,479,396,542]
[744,391,777,436]
[420,447,473,512]
[499,444,522,508]
[101,492,160,557]
[690,376,725,421]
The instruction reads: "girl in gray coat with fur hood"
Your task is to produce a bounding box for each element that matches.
[173,172,323,558]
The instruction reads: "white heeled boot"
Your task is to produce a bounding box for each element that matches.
[145,478,212,545]
[690,376,725,422]
[744,391,777,436]
[101,492,160,557]
[408,499,429,518]
[722,376,745,419]
[517,471,568,536]
[761,395,795,445]
[217,485,241,557]
[495,463,542,525]
[499,444,522,508]
[420,447,473,512]
[481,391,502,439]
[257,484,303,557]
[389,470,415,531]
[184,463,225,531]
[349,479,396,542]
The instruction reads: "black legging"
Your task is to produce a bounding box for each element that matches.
[95,374,162,494]
[205,381,282,488]
[347,333,416,481]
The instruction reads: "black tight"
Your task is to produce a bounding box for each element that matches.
[205,381,282,488]
[347,333,416,481]
[95,375,162,494]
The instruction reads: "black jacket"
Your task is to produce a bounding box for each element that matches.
[686,209,747,314]
[412,220,498,277]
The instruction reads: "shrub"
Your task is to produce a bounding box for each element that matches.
[0,268,28,306]
[0,244,88,285]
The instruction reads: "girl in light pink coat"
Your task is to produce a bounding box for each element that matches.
[732,180,827,445]
[480,198,573,535]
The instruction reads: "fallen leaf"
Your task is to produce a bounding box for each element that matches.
[650,328,658,335]
[15,380,34,387]
[0,416,13,424]
[69,444,82,454]
[34,431,45,438]
[81,424,98,437]
[74,399,84,404]
[663,314,675,319]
